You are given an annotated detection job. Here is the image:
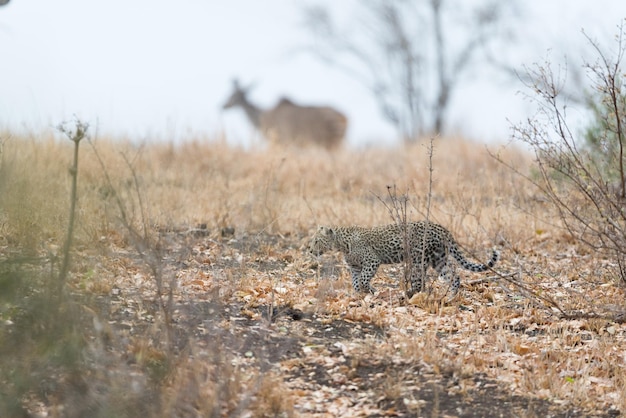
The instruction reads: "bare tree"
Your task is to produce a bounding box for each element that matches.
[302,0,518,142]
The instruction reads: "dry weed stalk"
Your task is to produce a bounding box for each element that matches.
[56,119,88,291]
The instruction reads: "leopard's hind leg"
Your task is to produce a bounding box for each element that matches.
[436,262,461,300]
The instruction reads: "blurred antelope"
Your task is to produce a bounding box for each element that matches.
[222,79,347,149]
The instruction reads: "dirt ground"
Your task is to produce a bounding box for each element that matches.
[88,227,622,417]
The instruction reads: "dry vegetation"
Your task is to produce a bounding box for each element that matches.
[1,130,625,417]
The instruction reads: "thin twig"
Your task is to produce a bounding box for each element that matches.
[465,271,518,285]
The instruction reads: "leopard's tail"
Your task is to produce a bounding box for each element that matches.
[451,245,499,272]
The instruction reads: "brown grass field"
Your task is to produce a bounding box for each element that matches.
[1,131,625,417]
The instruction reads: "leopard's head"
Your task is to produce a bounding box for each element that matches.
[308,226,336,256]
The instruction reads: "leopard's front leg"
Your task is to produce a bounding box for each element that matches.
[345,252,378,294]
[345,252,366,293]
[348,266,363,292]
[358,258,380,294]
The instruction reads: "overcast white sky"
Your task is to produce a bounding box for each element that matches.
[0,1,624,146]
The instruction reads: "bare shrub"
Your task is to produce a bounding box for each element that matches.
[377,138,464,302]
[91,140,177,338]
[497,23,626,320]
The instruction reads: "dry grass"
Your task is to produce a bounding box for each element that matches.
[1,131,625,416]
[1,133,536,248]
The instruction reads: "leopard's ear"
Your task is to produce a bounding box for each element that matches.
[323,226,335,238]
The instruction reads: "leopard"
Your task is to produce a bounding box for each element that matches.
[308,221,499,299]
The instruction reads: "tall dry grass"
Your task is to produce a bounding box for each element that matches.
[1,133,538,250]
